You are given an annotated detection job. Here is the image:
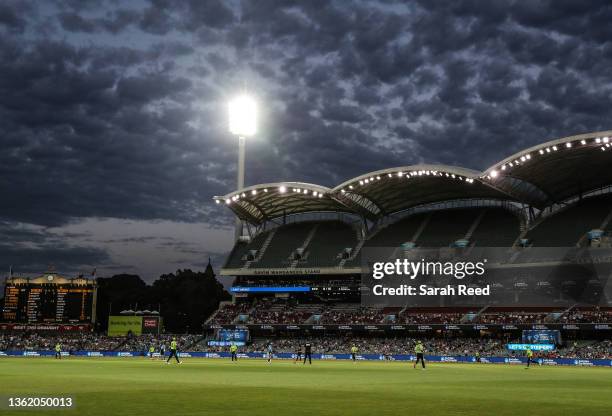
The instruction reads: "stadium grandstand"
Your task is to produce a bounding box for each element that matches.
[2,131,612,361]
[207,131,612,354]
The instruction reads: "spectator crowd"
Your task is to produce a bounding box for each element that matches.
[208,300,612,326]
[1,332,610,359]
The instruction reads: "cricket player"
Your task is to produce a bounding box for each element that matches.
[230,343,238,362]
[413,341,425,369]
[55,342,62,360]
[351,345,358,362]
[166,337,181,364]
[525,347,534,368]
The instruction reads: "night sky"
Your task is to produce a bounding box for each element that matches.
[1,0,612,281]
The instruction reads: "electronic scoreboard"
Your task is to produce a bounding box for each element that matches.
[2,273,97,324]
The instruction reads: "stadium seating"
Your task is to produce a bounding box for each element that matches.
[208,303,252,325]
[247,299,313,324]
[341,213,428,267]
[524,194,612,246]
[470,208,521,246]
[207,300,612,326]
[560,308,612,323]
[253,222,315,268]
[296,221,359,267]
[224,231,272,268]
[225,220,362,269]
[477,311,549,324]
[365,213,428,248]
[318,305,386,324]
[399,311,465,324]
[226,206,526,270]
[415,208,480,247]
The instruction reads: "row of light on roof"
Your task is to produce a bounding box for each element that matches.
[339,170,475,193]
[217,188,267,204]
[219,169,475,204]
[282,186,324,198]
[486,136,610,180]
[596,136,611,152]
[217,185,325,205]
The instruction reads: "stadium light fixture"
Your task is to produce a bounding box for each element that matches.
[229,95,257,137]
[228,94,257,241]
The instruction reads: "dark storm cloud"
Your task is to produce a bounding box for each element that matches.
[58,9,141,34]
[0,2,28,32]
[2,0,612,274]
[0,222,110,274]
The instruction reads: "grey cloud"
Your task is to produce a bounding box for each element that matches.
[2,0,612,275]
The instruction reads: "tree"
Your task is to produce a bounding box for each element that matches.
[95,261,230,333]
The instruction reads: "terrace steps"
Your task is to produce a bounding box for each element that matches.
[245,229,277,268]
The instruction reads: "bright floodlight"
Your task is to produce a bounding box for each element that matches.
[229,95,257,137]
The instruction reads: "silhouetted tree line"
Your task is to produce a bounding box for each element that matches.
[95,261,230,333]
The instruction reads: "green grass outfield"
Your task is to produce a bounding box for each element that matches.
[1,357,611,416]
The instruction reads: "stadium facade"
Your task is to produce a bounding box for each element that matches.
[207,130,612,345]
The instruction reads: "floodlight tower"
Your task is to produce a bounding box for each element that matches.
[228,95,257,241]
